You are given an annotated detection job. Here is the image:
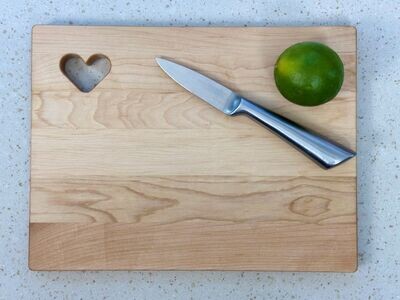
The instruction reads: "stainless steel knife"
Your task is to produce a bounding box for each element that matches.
[156,58,355,169]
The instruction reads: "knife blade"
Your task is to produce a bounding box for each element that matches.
[156,57,355,169]
[156,58,241,114]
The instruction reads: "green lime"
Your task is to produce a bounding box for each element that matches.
[274,41,344,106]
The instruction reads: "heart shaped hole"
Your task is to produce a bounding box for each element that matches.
[60,54,111,92]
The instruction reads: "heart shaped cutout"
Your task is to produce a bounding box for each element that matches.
[60,54,111,92]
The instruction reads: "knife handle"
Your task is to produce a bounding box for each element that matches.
[231,98,355,169]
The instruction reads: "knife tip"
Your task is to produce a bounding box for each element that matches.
[155,57,165,65]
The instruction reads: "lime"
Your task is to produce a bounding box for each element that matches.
[274,41,344,106]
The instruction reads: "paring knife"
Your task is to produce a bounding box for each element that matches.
[156,58,355,169]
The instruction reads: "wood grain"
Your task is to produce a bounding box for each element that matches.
[29,222,356,271]
[30,26,357,271]
[31,176,355,224]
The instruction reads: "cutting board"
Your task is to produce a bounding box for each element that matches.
[30,26,357,271]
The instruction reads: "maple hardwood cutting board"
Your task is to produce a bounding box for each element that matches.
[30,26,357,271]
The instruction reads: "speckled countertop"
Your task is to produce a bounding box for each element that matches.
[0,0,399,299]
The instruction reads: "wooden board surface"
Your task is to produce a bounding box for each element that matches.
[30,26,357,271]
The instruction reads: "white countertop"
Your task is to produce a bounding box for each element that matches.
[1,0,399,298]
